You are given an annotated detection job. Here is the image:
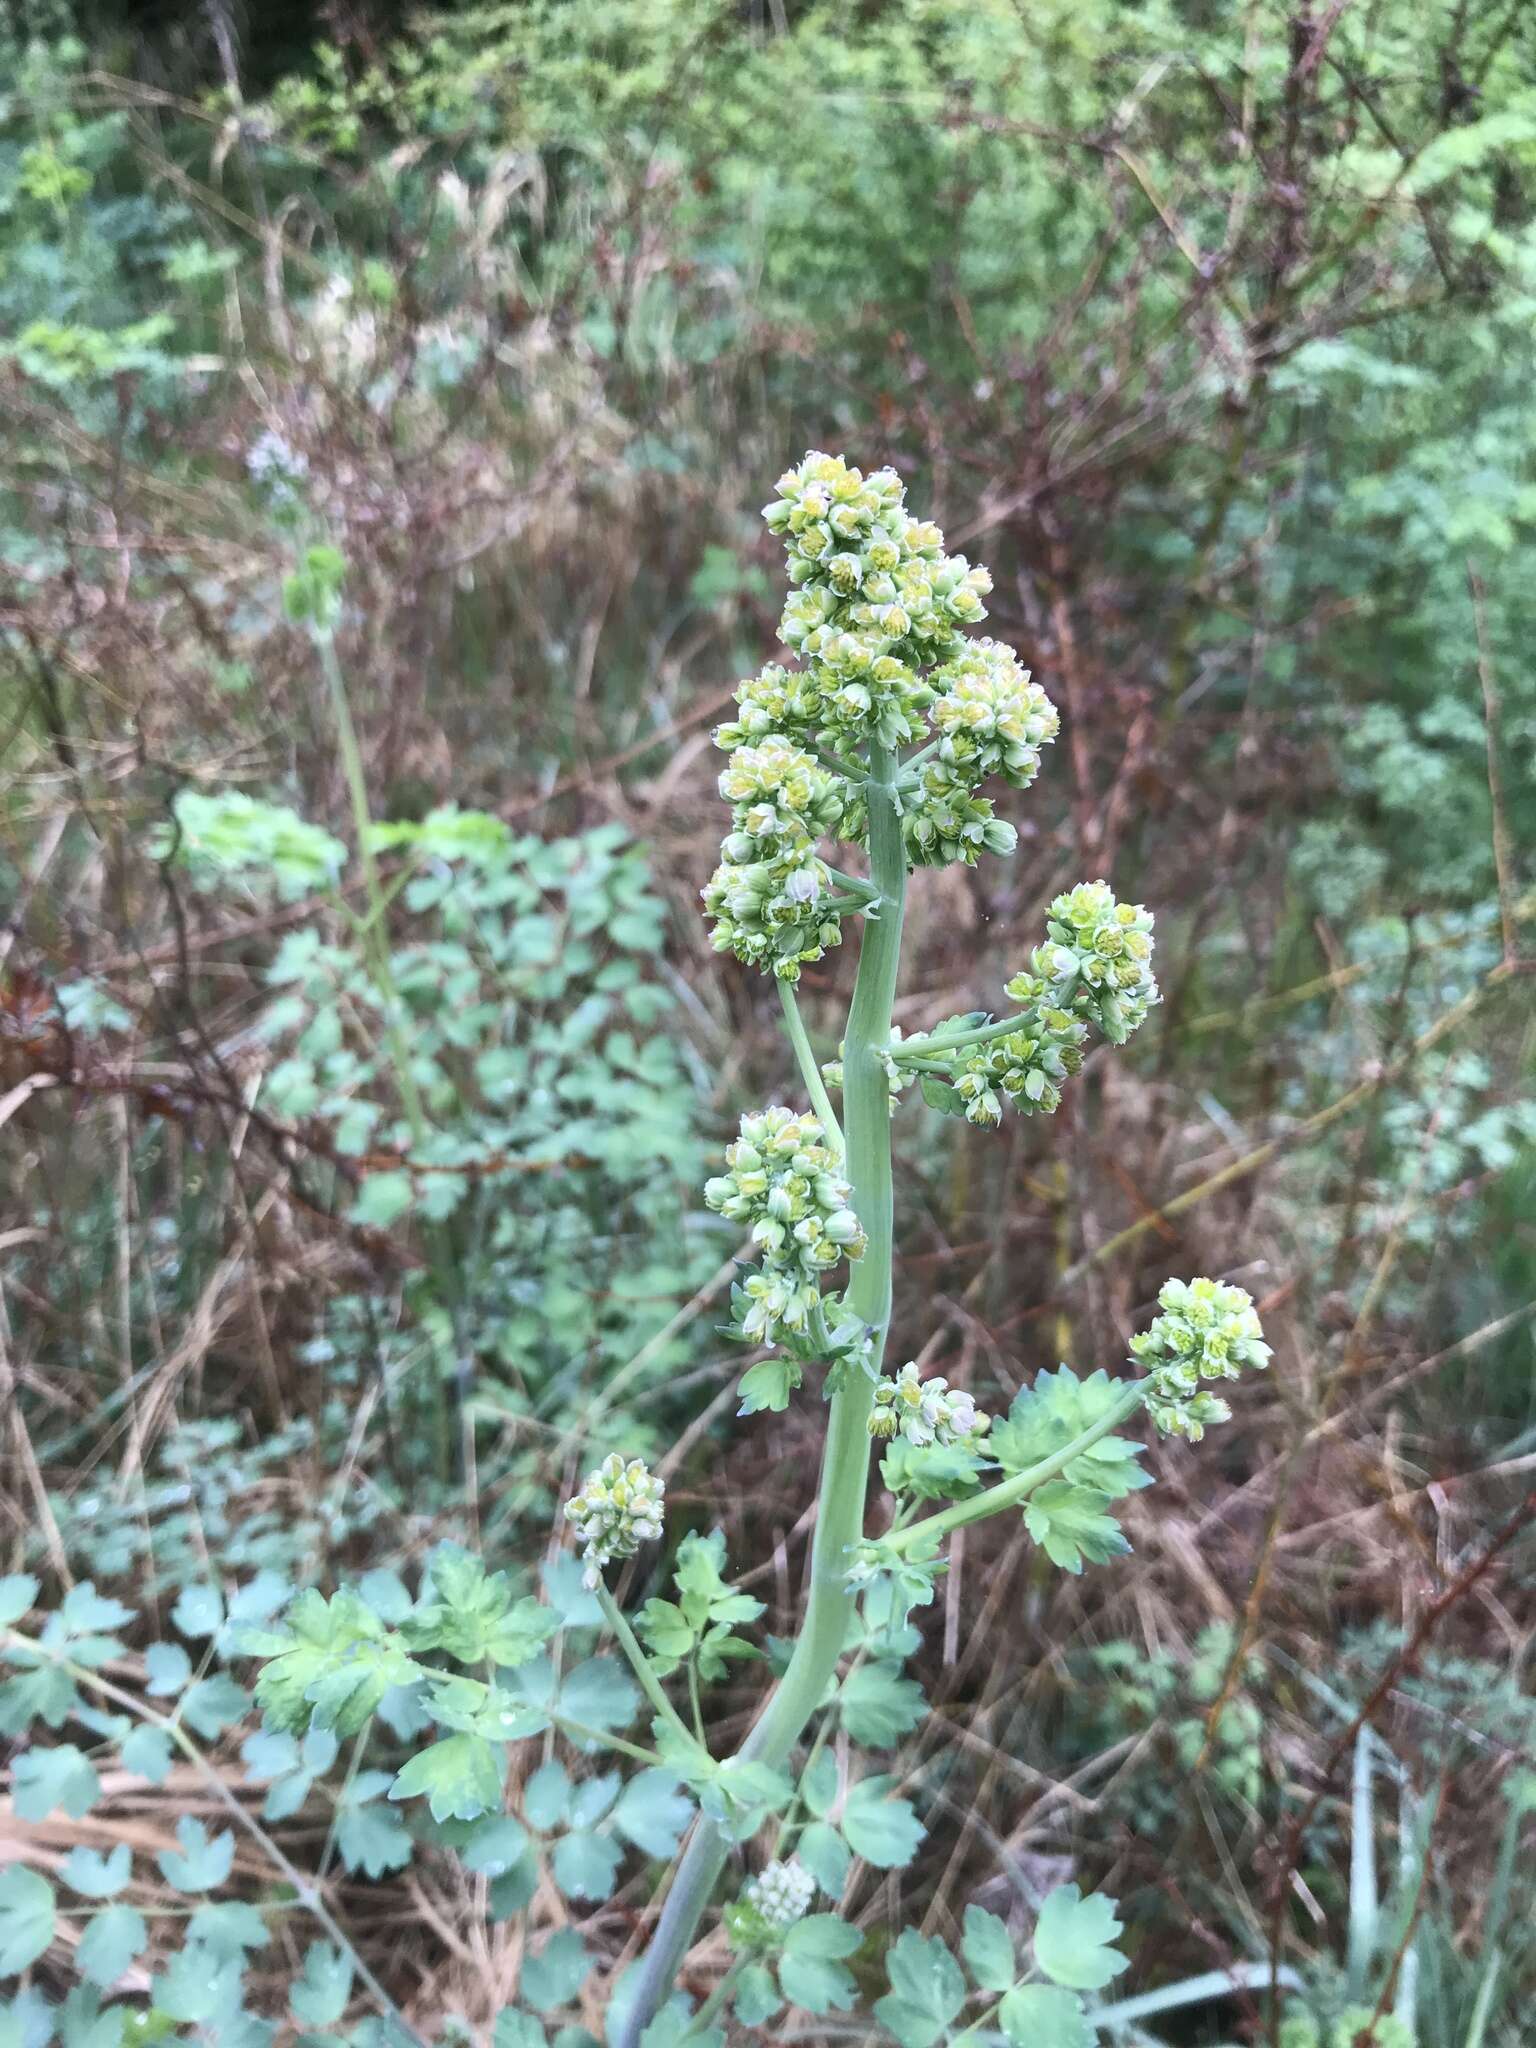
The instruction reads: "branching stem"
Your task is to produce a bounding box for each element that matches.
[618,742,909,2046]
[885,1383,1147,1554]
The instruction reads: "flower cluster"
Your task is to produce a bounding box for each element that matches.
[707,454,1052,976]
[703,737,847,981]
[953,1005,1087,1128]
[868,1362,991,1447]
[744,1858,816,1930]
[717,656,930,761]
[564,1455,666,1587]
[899,763,1022,868]
[704,1108,865,1347]
[1009,882,1159,1044]
[903,639,1061,868]
[765,451,992,694]
[1130,1277,1271,1441]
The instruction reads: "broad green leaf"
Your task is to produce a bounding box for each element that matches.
[61,1846,131,1900]
[560,1658,639,1735]
[187,1901,269,1957]
[12,1746,100,1821]
[874,1930,966,2048]
[179,1674,251,1740]
[291,1942,353,2027]
[962,1905,1015,1992]
[248,1588,422,1739]
[59,1586,134,1635]
[839,1663,926,1747]
[734,1962,782,2026]
[540,1557,602,1629]
[406,1548,559,1669]
[143,1643,192,1697]
[991,1367,1149,1503]
[552,1831,622,1902]
[521,1930,591,2013]
[120,1726,173,1784]
[0,1869,54,1975]
[801,1749,839,1819]
[488,1851,540,1922]
[171,1585,224,1641]
[841,1776,924,1869]
[736,1359,800,1415]
[1022,1483,1129,1574]
[524,1761,572,1830]
[352,1171,413,1228]
[0,1661,77,1734]
[0,1577,39,1628]
[152,1942,238,2025]
[59,1984,126,2048]
[356,1570,414,1626]
[157,1817,235,1893]
[998,1983,1093,2048]
[777,1916,861,2015]
[390,1734,506,1823]
[337,1792,413,1879]
[570,1773,621,1829]
[225,1571,290,1629]
[493,2013,547,2048]
[463,1817,530,1878]
[636,1600,693,1671]
[783,1915,861,1959]
[1032,1884,1127,1991]
[795,1821,850,1897]
[612,1770,692,1858]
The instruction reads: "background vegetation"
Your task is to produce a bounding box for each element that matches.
[0,1,1532,2043]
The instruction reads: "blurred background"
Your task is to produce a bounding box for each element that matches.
[0,2,1533,2042]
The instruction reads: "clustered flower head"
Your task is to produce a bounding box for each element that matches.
[247,427,310,513]
[703,736,847,981]
[1009,881,1159,1044]
[868,1362,991,1447]
[707,453,1056,976]
[903,639,1061,868]
[564,1455,665,1587]
[765,451,992,694]
[1130,1277,1272,1441]
[704,1108,865,1347]
[744,1858,816,1930]
[952,1005,1087,1128]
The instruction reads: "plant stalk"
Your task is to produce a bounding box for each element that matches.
[617,743,908,2046]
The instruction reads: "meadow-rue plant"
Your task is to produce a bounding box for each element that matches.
[0,458,1273,2048]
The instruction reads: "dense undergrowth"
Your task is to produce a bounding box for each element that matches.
[0,3,1532,2045]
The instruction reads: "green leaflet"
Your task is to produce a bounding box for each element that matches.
[989,1366,1149,1502]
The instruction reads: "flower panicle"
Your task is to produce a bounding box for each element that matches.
[1130,1277,1271,1441]
[868,1362,991,1448]
[564,1454,666,1587]
[704,1107,865,1348]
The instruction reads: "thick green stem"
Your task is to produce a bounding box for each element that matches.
[618,745,908,2047]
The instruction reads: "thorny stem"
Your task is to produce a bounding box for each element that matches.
[618,741,909,2046]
